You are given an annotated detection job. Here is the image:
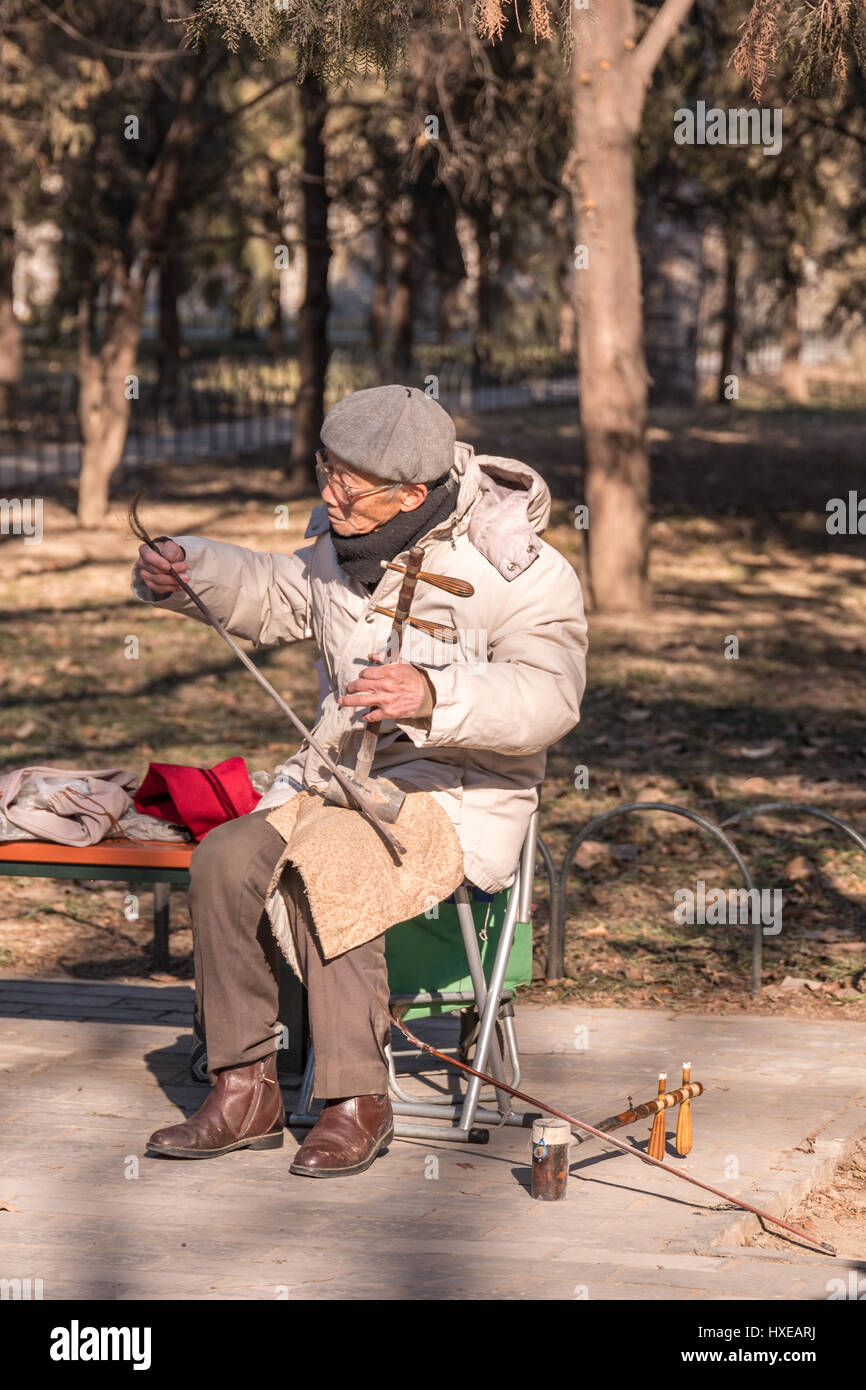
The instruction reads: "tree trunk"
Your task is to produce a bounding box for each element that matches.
[230,258,256,340]
[369,220,390,354]
[471,205,496,380]
[639,192,701,405]
[566,0,695,611]
[0,221,21,417]
[266,166,285,356]
[75,62,205,526]
[389,198,417,381]
[779,277,808,404]
[558,281,576,354]
[428,183,465,346]
[438,276,461,346]
[570,7,650,612]
[551,193,576,354]
[289,72,331,487]
[78,382,136,528]
[267,285,284,357]
[156,219,182,423]
[77,314,138,529]
[717,222,739,403]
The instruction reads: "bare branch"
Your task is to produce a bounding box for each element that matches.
[195,73,298,138]
[631,0,698,89]
[29,0,190,61]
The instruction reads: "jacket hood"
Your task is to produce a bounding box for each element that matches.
[305,439,552,582]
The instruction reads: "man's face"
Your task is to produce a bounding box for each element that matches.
[317,449,429,536]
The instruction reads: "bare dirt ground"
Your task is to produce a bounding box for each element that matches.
[1,386,865,1025]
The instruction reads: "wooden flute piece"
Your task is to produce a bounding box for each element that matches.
[647,1072,668,1160]
[380,560,475,597]
[372,606,461,643]
[572,1082,704,1144]
[388,1010,834,1253]
[676,1062,693,1156]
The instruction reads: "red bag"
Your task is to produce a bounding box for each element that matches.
[134,757,261,841]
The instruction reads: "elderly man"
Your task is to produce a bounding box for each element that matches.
[133,384,588,1178]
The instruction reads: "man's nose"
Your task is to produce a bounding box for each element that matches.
[323,480,348,506]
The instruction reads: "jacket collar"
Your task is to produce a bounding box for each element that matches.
[304,439,551,581]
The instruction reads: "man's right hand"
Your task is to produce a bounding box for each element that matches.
[136,539,189,596]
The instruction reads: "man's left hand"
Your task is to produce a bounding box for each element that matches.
[340,655,429,722]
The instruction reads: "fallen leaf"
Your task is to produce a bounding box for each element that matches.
[620,964,644,981]
[575,841,613,870]
[736,741,782,759]
[740,776,775,794]
[785,855,813,882]
[581,924,609,938]
[635,786,672,802]
[14,719,37,739]
[634,789,695,835]
[778,976,824,992]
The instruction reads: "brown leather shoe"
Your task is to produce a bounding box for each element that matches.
[147,1053,284,1159]
[289,1094,393,1178]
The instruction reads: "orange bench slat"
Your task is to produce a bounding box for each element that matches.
[0,839,195,870]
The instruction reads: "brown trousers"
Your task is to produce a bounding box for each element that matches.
[188,810,391,1098]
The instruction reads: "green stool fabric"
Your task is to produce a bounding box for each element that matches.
[385,888,532,1021]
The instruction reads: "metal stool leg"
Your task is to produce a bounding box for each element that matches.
[456,868,522,1129]
[288,810,539,1141]
[288,1044,318,1125]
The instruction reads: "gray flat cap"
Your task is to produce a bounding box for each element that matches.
[320,384,456,484]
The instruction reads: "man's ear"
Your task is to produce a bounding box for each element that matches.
[397,483,429,514]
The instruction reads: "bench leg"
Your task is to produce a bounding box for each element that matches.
[153,882,170,972]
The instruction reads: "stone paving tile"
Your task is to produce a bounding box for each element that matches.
[4,1017,162,1028]
[573,1284,747,1302]
[0,1039,76,1058]
[35,1276,229,1300]
[604,1263,751,1293]
[1,996,864,1300]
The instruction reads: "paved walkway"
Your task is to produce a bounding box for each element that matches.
[1,981,864,1300]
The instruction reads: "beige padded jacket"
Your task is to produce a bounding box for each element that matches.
[131,440,589,893]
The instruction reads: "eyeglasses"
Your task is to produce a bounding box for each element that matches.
[315,449,398,503]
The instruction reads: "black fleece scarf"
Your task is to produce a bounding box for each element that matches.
[329,472,459,592]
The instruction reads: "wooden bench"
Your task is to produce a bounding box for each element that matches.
[0,836,308,1069]
[0,839,194,971]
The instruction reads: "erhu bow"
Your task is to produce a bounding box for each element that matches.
[388,1011,835,1256]
[128,494,407,859]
